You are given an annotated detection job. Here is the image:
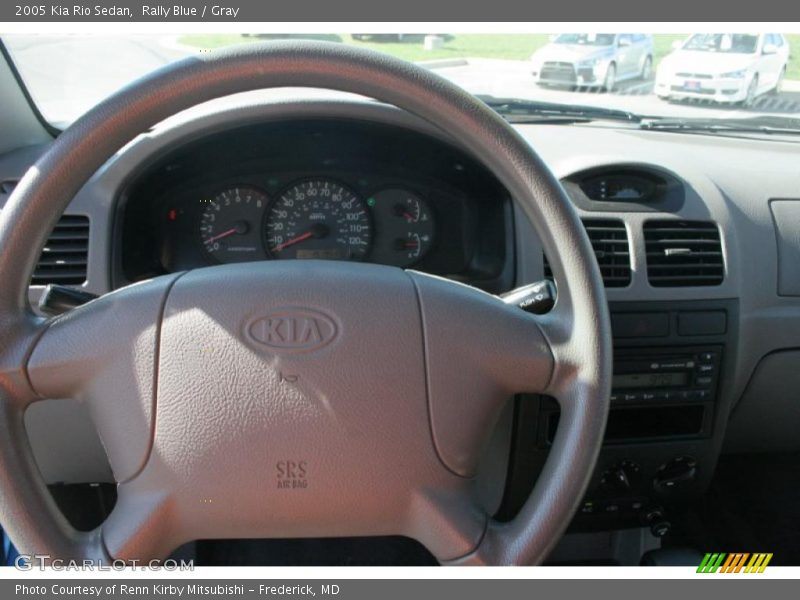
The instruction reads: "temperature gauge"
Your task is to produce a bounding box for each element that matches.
[368,188,435,267]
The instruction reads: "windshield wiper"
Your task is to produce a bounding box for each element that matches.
[478,95,800,136]
[477,95,641,124]
[640,115,800,136]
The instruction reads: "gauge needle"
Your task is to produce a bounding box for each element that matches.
[270,230,315,253]
[204,221,250,245]
[393,204,416,222]
[395,238,420,251]
[204,227,238,244]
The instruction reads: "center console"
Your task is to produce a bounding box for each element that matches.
[497,298,738,539]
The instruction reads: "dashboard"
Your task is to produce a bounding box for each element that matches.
[4,97,800,564]
[118,119,513,292]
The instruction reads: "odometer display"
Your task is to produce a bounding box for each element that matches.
[265,179,372,261]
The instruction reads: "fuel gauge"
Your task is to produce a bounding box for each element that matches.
[368,188,435,267]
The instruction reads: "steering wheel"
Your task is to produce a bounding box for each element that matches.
[0,41,610,566]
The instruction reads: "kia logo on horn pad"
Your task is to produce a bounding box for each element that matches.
[246,308,338,353]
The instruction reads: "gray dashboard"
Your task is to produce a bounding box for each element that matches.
[2,98,800,490]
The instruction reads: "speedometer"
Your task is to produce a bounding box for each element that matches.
[265,179,372,261]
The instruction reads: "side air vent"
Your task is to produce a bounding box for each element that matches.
[0,179,19,199]
[545,219,631,287]
[644,220,723,287]
[32,215,90,286]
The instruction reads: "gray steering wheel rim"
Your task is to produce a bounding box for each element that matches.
[0,40,611,565]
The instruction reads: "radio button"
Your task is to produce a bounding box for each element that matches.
[699,352,717,363]
[695,376,713,387]
[697,364,715,374]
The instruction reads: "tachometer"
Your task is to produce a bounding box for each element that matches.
[265,179,372,261]
[199,186,268,263]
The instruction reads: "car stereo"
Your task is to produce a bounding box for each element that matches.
[610,347,721,405]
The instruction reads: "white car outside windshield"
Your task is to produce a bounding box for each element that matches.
[655,34,790,105]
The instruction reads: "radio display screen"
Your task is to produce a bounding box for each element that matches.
[612,372,689,390]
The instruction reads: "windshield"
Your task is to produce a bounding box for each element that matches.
[2,32,799,131]
[553,34,616,46]
[682,34,760,54]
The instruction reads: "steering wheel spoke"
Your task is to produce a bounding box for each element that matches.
[409,272,556,478]
[102,482,175,562]
[0,316,48,410]
[444,297,611,565]
[404,485,488,562]
[26,274,182,483]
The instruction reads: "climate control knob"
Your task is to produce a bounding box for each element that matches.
[653,456,698,492]
[600,460,642,492]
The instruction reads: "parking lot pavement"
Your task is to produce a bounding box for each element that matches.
[3,37,798,125]
[434,59,800,119]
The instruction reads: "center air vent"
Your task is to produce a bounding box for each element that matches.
[545,219,631,287]
[644,220,723,287]
[32,215,90,286]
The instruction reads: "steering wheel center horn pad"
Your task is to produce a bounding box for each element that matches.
[26,260,553,560]
[0,41,610,565]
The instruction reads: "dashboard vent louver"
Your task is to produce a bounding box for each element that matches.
[545,219,631,287]
[644,220,723,287]
[32,215,90,286]
[0,179,19,199]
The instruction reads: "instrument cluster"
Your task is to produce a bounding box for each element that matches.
[118,119,512,292]
[198,179,434,268]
